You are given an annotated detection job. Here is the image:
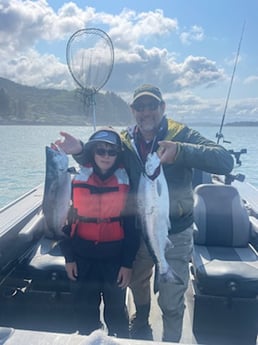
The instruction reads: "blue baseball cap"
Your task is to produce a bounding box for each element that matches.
[85,127,122,151]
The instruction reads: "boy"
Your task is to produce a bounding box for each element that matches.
[59,128,139,338]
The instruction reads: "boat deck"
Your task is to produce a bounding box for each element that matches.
[127,282,196,344]
[0,184,257,345]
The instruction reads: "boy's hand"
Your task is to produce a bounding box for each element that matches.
[55,131,83,155]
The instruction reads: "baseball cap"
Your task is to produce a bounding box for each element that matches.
[131,84,163,104]
[85,127,122,151]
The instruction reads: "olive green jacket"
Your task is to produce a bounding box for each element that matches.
[120,118,234,233]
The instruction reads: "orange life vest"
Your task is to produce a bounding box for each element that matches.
[70,164,129,243]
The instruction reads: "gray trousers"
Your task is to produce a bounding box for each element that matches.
[129,226,193,342]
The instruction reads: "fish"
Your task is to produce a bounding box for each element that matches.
[42,144,71,238]
[137,152,183,292]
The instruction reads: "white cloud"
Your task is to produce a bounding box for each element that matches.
[0,2,214,95]
[5,49,71,89]
[0,1,257,122]
[175,55,224,89]
[0,0,54,50]
[180,25,204,45]
[244,75,258,84]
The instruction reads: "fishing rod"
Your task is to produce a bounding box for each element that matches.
[216,21,246,144]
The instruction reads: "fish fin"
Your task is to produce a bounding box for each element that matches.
[153,264,184,294]
[153,264,160,294]
[167,217,171,231]
[165,236,173,251]
[160,267,184,285]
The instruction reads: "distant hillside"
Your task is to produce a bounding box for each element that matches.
[0,77,133,126]
[225,121,258,126]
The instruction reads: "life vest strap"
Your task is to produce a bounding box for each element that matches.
[73,183,119,194]
[77,216,121,224]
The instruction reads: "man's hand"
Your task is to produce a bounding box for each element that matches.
[65,262,78,281]
[55,131,83,155]
[158,140,178,164]
[117,267,132,289]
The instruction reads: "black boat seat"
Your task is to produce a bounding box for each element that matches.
[24,239,69,291]
[192,183,258,297]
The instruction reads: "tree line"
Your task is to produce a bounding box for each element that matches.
[0,77,133,126]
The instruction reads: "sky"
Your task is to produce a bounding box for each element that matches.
[0,0,258,124]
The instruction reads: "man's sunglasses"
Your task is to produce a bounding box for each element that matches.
[95,148,118,157]
[132,101,160,112]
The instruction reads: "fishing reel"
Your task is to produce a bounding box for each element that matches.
[224,172,245,185]
[224,148,247,185]
[228,148,247,166]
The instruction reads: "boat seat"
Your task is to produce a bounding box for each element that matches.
[192,183,258,297]
[24,238,69,292]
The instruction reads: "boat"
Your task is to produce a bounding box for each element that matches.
[0,146,257,345]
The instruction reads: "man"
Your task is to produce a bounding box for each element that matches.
[57,84,234,342]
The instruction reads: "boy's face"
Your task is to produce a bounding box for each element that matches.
[93,142,118,174]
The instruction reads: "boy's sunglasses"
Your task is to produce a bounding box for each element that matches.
[132,101,160,112]
[95,148,118,157]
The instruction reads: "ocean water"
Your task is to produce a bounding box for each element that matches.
[0,124,257,209]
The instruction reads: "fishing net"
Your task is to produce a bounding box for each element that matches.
[66,28,114,129]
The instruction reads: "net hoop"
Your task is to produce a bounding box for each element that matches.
[66,28,114,94]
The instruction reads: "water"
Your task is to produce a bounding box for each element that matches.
[0,124,257,209]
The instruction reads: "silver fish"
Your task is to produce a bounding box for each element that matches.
[137,152,183,290]
[42,144,71,238]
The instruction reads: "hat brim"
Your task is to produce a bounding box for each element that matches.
[132,91,162,104]
[84,139,119,152]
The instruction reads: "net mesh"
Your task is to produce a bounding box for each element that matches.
[66,28,114,92]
